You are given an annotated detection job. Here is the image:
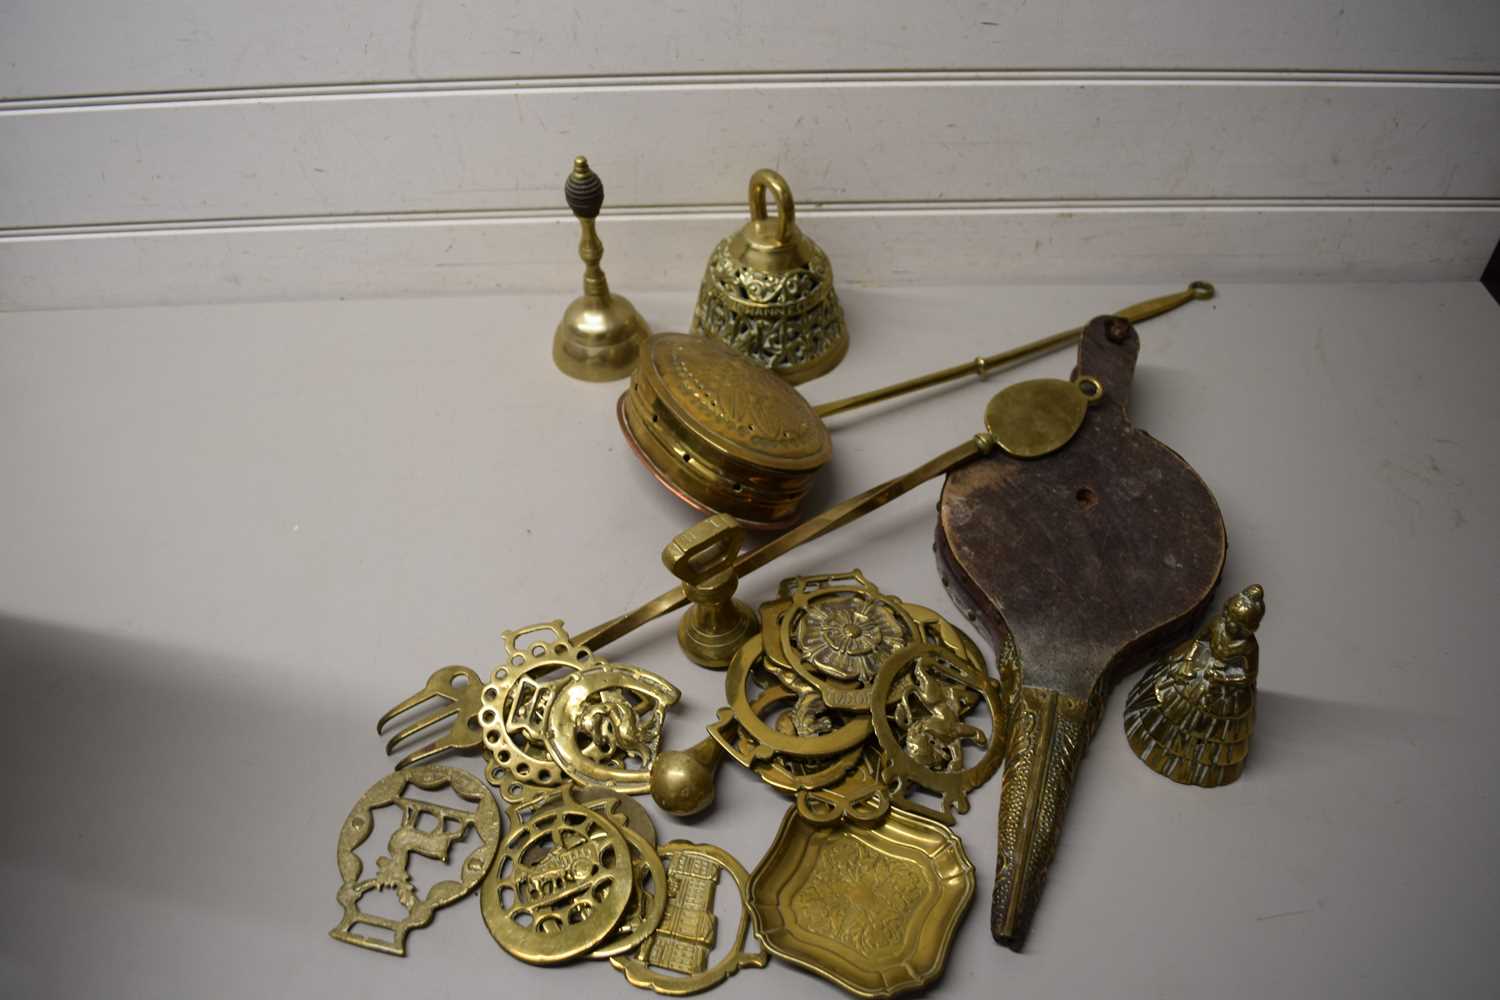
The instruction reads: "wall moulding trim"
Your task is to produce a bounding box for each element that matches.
[5,68,1500,114]
[4,198,1499,241]
[4,204,1496,310]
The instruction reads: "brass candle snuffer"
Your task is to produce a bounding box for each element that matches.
[620,281,1214,529]
[553,156,652,381]
[691,168,848,384]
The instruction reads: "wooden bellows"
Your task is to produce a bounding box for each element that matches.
[936,315,1226,948]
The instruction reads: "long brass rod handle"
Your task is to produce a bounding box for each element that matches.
[573,436,990,651]
[811,281,1213,420]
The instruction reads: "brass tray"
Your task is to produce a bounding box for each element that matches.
[749,806,974,998]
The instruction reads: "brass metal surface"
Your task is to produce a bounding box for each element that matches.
[794,748,893,828]
[377,665,485,768]
[661,513,759,668]
[691,169,848,384]
[495,780,659,849]
[611,841,769,995]
[749,806,974,998]
[620,333,831,528]
[554,156,651,381]
[649,733,728,817]
[712,689,865,792]
[481,798,634,964]
[811,281,1213,419]
[375,371,1103,792]
[330,765,501,956]
[576,434,995,653]
[870,642,1004,823]
[622,284,1211,526]
[726,635,873,760]
[544,665,681,793]
[766,571,919,708]
[985,375,1102,459]
[479,622,588,788]
[992,682,1096,945]
[589,821,670,960]
[1124,584,1264,787]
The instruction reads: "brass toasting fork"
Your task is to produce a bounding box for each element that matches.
[377,666,485,769]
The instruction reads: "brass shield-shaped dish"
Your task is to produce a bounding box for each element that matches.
[749,806,974,998]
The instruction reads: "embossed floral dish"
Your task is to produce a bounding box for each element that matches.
[748,805,974,998]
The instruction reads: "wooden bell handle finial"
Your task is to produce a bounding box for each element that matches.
[564,156,605,220]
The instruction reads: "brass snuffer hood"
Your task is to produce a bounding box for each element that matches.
[690,168,848,385]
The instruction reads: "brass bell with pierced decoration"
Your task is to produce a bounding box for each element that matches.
[690,168,848,384]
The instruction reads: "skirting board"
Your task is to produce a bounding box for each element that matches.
[3,203,1497,310]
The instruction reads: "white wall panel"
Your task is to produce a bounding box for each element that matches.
[2,2,1495,306]
[4,80,1498,228]
[4,205,1494,310]
[4,0,1498,98]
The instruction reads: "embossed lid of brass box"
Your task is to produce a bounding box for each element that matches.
[749,806,975,998]
[619,333,833,528]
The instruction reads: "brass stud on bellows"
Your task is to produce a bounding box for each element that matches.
[691,168,848,385]
[552,156,651,381]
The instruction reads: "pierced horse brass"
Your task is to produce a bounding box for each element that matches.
[870,642,1005,824]
[611,841,769,995]
[330,765,501,957]
[545,665,681,794]
[481,799,634,964]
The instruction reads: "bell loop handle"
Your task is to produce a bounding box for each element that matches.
[747,168,795,245]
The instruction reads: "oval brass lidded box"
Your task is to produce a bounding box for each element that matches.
[619,333,832,529]
[691,168,848,384]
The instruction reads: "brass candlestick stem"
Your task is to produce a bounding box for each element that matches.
[552,156,651,381]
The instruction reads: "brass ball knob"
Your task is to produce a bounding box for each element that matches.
[649,736,725,817]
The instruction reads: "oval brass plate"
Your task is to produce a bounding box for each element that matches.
[984,377,1088,458]
[749,806,975,998]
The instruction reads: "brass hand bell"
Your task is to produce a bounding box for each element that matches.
[553,156,651,381]
[691,168,848,384]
